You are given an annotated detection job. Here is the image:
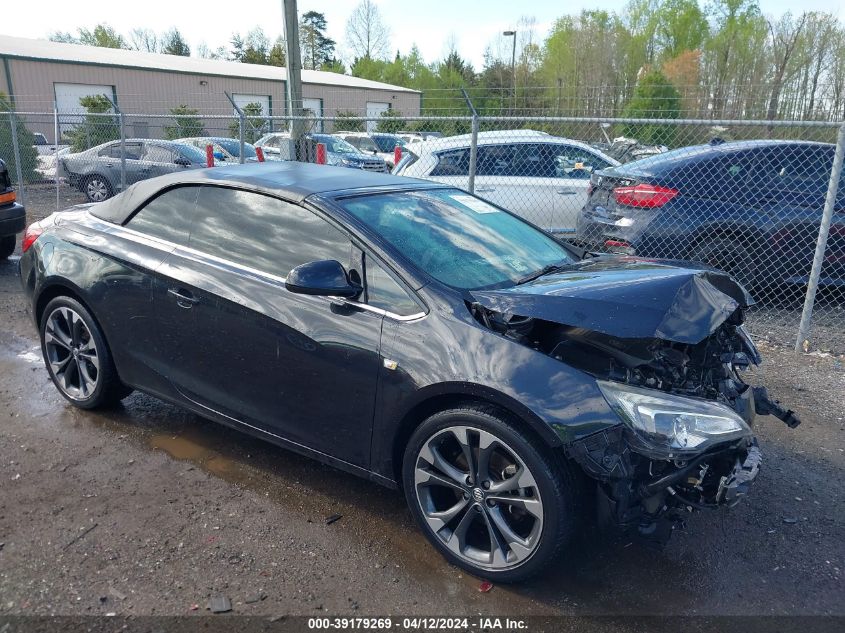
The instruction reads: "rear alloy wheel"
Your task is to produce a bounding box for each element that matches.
[84,175,112,202]
[39,296,132,408]
[689,237,757,290]
[0,235,15,260]
[403,406,575,582]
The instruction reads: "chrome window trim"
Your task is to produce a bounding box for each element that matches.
[95,216,428,323]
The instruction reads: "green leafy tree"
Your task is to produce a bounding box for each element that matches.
[300,11,336,70]
[334,111,364,132]
[0,93,39,184]
[229,102,267,144]
[350,56,391,80]
[164,105,205,139]
[656,0,709,58]
[621,70,681,145]
[230,28,272,64]
[161,28,190,56]
[321,59,346,74]
[375,109,404,133]
[51,24,128,49]
[268,37,286,67]
[64,94,120,152]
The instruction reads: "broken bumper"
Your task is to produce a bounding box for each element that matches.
[566,424,764,545]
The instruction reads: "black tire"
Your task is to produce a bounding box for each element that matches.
[689,236,757,290]
[83,174,113,202]
[402,404,577,583]
[39,295,132,409]
[0,235,15,260]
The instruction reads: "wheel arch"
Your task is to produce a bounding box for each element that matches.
[387,383,563,486]
[686,224,759,256]
[35,280,96,330]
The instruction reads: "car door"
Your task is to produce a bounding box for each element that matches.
[544,144,614,231]
[106,185,198,390]
[140,143,178,180]
[152,185,383,467]
[744,144,842,284]
[473,143,564,229]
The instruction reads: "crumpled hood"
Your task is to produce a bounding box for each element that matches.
[470,256,755,344]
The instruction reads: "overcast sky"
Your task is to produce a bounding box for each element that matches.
[6,0,845,69]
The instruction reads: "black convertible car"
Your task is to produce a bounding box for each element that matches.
[19,162,799,582]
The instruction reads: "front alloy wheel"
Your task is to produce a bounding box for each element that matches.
[404,406,576,582]
[414,426,544,569]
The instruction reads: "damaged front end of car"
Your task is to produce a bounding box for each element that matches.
[468,257,800,545]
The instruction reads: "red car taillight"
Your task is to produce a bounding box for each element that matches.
[613,184,678,208]
[21,223,43,253]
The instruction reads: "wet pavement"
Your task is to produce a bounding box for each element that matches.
[1,248,844,620]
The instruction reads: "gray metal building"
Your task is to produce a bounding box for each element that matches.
[0,35,420,138]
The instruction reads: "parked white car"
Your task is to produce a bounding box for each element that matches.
[395,130,620,233]
[33,133,71,181]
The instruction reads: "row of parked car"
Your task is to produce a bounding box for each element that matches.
[38,126,845,290]
[54,131,415,203]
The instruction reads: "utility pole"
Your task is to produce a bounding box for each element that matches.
[503,30,517,114]
[283,0,306,160]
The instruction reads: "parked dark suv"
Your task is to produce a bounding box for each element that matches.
[576,140,844,292]
[0,158,25,259]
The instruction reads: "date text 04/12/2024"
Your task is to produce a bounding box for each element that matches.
[307,617,529,630]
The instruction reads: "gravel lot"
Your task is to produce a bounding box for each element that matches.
[0,184,843,625]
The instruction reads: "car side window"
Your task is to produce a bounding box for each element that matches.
[508,144,558,178]
[547,145,611,179]
[750,146,833,194]
[363,254,421,316]
[125,185,200,244]
[476,145,515,176]
[101,142,143,160]
[431,148,470,176]
[143,144,175,164]
[189,187,351,278]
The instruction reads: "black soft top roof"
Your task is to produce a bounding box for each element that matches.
[89,161,442,224]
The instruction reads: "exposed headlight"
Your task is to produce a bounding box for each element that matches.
[598,381,752,459]
[339,158,355,167]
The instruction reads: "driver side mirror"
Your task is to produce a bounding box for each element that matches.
[285,260,362,298]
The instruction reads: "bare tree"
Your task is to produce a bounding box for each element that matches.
[130,28,159,53]
[345,0,390,60]
[765,12,808,122]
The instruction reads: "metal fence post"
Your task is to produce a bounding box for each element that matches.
[795,120,845,352]
[118,111,126,193]
[461,89,479,195]
[468,116,479,194]
[7,110,26,208]
[54,106,60,211]
[224,92,246,164]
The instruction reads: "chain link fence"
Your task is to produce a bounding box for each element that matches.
[1,104,843,353]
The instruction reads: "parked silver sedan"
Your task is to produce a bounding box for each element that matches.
[60,139,207,202]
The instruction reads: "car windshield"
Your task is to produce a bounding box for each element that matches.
[175,143,208,164]
[315,136,360,155]
[339,188,577,290]
[372,135,406,152]
[214,138,258,159]
[349,136,380,152]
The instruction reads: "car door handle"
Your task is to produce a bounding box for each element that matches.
[556,188,577,195]
[167,288,200,308]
